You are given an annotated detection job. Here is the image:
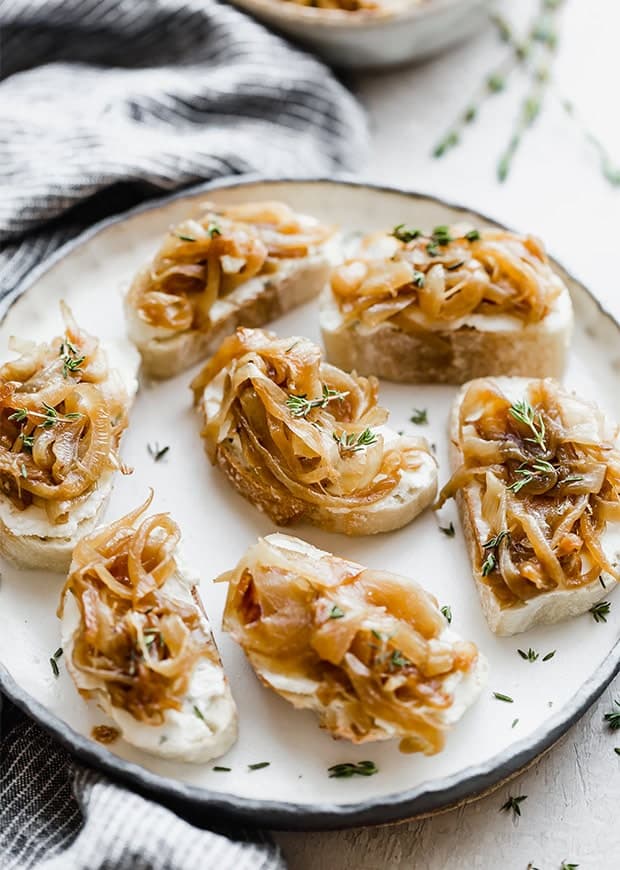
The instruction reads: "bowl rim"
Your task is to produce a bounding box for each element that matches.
[1,174,619,832]
[229,0,488,31]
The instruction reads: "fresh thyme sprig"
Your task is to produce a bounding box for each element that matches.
[286,385,348,418]
[482,530,510,576]
[333,428,377,454]
[603,699,620,731]
[500,794,527,818]
[508,399,546,450]
[59,338,85,378]
[518,648,539,662]
[589,601,611,623]
[9,404,81,429]
[328,760,378,778]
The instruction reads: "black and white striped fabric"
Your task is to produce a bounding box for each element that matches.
[0,1,367,867]
[0,0,368,298]
[1,702,285,870]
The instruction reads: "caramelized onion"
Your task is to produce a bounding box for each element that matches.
[330,225,563,333]
[192,328,430,520]
[440,378,620,605]
[0,308,130,522]
[61,494,217,726]
[221,536,479,754]
[128,201,333,334]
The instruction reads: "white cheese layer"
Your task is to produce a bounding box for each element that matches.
[61,552,238,764]
[0,340,139,540]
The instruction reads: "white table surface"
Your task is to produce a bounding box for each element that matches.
[274,1,620,866]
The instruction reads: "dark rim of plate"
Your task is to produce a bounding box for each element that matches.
[1,176,619,831]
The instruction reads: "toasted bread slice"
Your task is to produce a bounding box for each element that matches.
[321,225,573,384]
[60,500,238,763]
[193,328,437,536]
[447,377,619,635]
[125,200,335,379]
[219,533,488,753]
[321,283,573,385]
[0,323,139,573]
[127,255,330,379]
[212,424,437,536]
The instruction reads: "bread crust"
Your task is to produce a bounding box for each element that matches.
[320,287,573,385]
[128,256,330,379]
[449,379,618,636]
[201,413,438,536]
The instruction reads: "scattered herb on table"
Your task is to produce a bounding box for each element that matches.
[500,794,527,818]
[410,408,427,425]
[494,692,514,703]
[248,762,270,771]
[603,699,620,731]
[213,766,231,772]
[542,650,556,662]
[512,718,519,729]
[439,522,455,538]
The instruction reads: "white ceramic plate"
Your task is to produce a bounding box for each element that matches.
[230,0,491,69]
[1,179,619,831]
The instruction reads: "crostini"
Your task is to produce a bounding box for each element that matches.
[321,223,573,384]
[125,200,335,379]
[438,377,620,635]
[191,327,437,535]
[219,533,487,754]
[59,494,238,763]
[0,304,138,572]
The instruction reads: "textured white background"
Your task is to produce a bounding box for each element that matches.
[275,1,620,867]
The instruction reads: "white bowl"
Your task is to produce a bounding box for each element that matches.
[231,0,492,69]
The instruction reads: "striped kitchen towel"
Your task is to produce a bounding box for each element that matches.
[0,0,368,299]
[0,1,367,867]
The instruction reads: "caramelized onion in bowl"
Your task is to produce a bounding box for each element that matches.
[219,533,487,754]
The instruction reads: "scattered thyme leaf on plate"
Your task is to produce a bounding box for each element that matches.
[147,443,170,462]
[439,522,455,538]
[248,762,270,771]
[589,600,611,623]
[410,408,427,425]
[440,605,452,624]
[328,760,378,778]
[493,692,514,703]
[518,647,539,662]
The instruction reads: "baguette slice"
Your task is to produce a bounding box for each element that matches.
[127,255,330,379]
[448,377,620,636]
[60,499,238,763]
[321,225,573,384]
[220,533,488,754]
[193,328,437,536]
[0,322,139,573]
[125,201,335,379]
